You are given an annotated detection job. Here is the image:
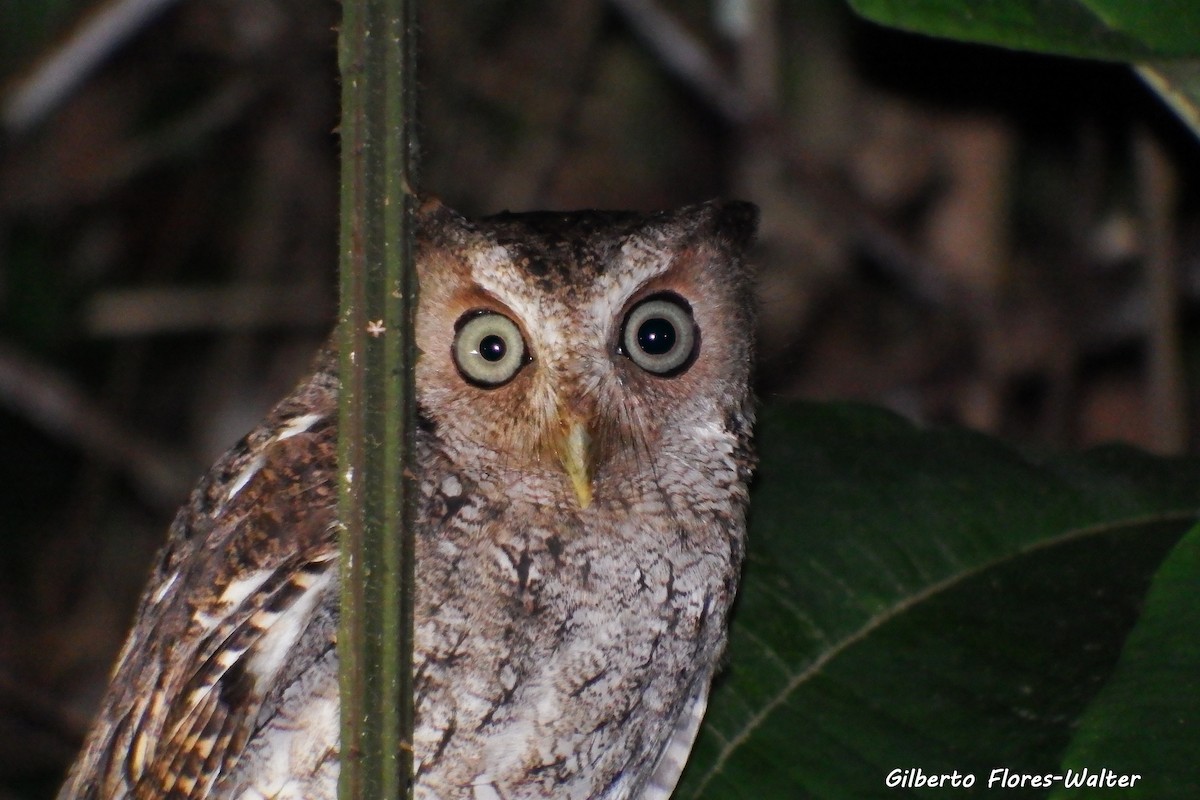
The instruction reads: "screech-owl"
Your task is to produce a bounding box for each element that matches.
[58,197,757,800]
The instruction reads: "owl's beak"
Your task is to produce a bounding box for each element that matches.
[556,415,593,509]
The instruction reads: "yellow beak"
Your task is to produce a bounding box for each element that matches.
[557,415,593,509]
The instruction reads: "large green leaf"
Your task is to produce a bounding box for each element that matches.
[844,1,1200,140]
[677,403,1200,799]
[1051,522,1200,799]
[845,1,1200,60]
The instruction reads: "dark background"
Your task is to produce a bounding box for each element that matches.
[0,1,1197,796]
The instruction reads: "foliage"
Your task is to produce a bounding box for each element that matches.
[846,1,1200,60]
[847,1,1200,137]
[714,10,1200,793]
[680,403,1200,798]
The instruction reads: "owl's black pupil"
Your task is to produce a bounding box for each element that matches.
[636,317,677,355]
[478,334,507,362]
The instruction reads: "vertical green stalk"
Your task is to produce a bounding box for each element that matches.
[337,0,417,797]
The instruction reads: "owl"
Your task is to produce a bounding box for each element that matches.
[57,197,758,800]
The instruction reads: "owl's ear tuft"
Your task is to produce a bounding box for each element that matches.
[416,193,447,217]
[709,200,758,252]
[416,195,474,245]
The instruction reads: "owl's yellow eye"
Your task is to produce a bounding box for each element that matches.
[453,311,527,387]
[620,294,698,376]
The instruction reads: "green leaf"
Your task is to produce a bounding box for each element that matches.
[676,402,1200,799]
[1138,62,1200,142]
[1051,522,1200,800]
[846,1,1200,61]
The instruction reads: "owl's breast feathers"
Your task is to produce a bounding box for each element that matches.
[412,412,749,798]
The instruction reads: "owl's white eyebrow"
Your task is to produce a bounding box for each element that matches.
[470,246,568,348]
[591,236,676,323]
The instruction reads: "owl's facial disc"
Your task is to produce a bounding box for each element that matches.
[547,292,701,509]
[449,307,595,507]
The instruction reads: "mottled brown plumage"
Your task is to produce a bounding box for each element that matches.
[59,198,757,799]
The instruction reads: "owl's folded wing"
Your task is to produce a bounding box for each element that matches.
[129,550,337,800]
[58,388,341,800]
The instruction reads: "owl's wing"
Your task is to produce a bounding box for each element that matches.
[131,551,336,800]
[637,678,712,800]
[58,380,340,800]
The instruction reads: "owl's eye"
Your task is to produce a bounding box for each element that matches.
[453,311,528,387]
[620,294,698,376]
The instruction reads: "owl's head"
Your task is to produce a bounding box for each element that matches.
[414,198,757,510]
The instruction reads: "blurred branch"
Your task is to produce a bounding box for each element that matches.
[2,0,183,135]
[608,0,750,123]
[85,281,330,336]
[0,342,190,508]
[99,78,260,193]
[1136,128,1187,454]
[727,0,779,112]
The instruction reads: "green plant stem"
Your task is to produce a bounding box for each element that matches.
[336,0,418,797]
